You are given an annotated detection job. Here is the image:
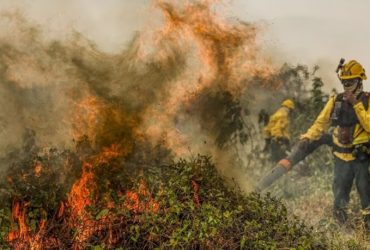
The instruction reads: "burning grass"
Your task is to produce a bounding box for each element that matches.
[0,143,327,249]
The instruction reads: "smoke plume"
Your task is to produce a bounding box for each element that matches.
[0,1,276,191]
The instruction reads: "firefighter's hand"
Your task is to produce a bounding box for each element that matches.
[343,91,359,105]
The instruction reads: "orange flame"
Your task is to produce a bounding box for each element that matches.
[94,144,122,164]
[57,202,65,218]
[8,201,27,242]
[66,143,125,248]
[34,163,42,177]
[124,180,159,213]
[71,96,103,144]
[6,1,278,248]
[7,201,46,250]
[68,162,95,219]
[137,1,276,155]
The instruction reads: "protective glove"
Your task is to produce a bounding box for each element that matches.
[343,91,360,105]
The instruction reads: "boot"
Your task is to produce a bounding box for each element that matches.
[333,208,348,225]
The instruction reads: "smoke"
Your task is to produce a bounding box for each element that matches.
[0,0,151,53]
[312,58,341,92]
[0,1,278,193]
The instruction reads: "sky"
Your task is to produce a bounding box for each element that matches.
[232,0,370,91]
[1,0,369,90]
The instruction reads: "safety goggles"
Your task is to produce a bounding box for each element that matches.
[341,78,361,87]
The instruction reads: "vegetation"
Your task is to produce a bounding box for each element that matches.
[0,64,367,249]
[0,151,327,249]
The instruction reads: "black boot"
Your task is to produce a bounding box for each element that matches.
[333,208,348,225]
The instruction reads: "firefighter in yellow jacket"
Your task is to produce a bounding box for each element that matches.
[300,59,370,225]
[264,99,295,162]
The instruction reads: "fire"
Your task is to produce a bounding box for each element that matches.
[68,162,95,219]
[72,96,103,144]
[138,0,276,156]
[8,201,46,250]
[124,180,160,213]
[57,202,65,218]
[66,161,101,248]
[34,163,42,177]
[66,143,126,248]
[67,144,123,219]
[4,0,276,248]
[8,201,28,242]
[95,143,122,164]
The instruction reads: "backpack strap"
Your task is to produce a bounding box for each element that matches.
[362,92,370,110]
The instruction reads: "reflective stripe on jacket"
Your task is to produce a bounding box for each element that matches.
[300,93,370,161]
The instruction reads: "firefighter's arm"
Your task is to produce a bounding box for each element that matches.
[353,101,370,132]
[300,96,335,141]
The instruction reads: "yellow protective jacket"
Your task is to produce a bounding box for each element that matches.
[264,107,291,140]
[301,93,370,161]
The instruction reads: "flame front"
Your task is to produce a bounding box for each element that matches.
[68,162,95,219]
[4,0,278,248]
[124,180,160,213]
[8,201,46,250]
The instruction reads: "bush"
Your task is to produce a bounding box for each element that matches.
[0,153,327,249]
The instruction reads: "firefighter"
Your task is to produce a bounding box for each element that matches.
[264,99,295,162]
[299,59,370,226]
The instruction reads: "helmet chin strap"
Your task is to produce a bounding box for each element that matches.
[354,82,364,97]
